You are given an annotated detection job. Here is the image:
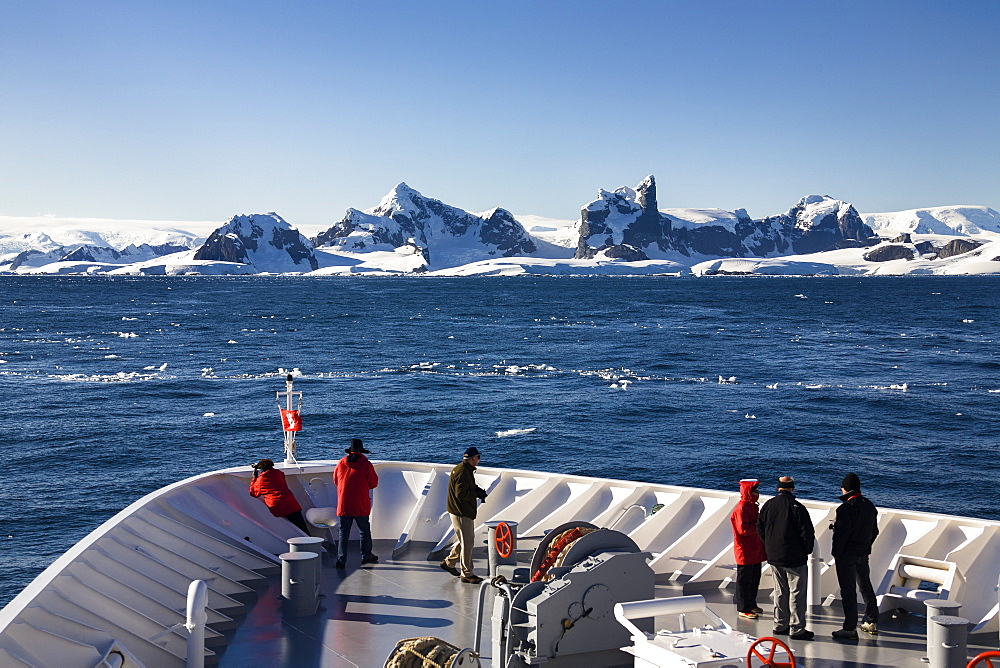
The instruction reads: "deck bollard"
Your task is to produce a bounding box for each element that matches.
[288,536,325,584]
[280,551,319,616]
[486,521,518,579]
[925,599,962,663]
[927,615,969,668]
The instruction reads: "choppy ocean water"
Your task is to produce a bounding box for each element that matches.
[1,275,998,607]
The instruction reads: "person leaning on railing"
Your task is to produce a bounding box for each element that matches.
[249,458,310,533]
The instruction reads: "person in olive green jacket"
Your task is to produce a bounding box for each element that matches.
[440,447,488,583]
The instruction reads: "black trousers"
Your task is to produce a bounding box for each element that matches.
[835,554,879,629]
[735,562,762,612]
[282,510,310,534]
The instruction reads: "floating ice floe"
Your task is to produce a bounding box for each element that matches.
[203,413,215,417]
[49,371,158,383]
[406,362,439,372]
[865,383,909,391]
[496,427,536,438]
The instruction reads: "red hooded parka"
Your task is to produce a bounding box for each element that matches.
[249,468,302,518]
[334,453,379,516]
[731,479,767,565]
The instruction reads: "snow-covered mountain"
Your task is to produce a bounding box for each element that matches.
[2,243,188,271]
[311,183,536,269]
[0,216,208,255]
[862,206,1000,237]
[1,181,997,276]
[575,176,876,259]
[193,213,319,273]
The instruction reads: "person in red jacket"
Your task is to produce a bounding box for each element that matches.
[731,478,767,619]
[249,458,309,533]
[333,438,379,568]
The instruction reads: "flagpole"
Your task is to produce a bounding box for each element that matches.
[276,373,302,465]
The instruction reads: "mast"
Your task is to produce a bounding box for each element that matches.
[276,373,303,464]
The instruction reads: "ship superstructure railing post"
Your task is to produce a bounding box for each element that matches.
[807,537,821,606]
[185,579,208,668]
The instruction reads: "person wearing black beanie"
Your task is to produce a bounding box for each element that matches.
[841,473,861,493]
[831,473,880,640]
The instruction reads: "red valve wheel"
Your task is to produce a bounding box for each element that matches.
[495,522,513,559]
[968,651,1000,668]
[747,636,795,668]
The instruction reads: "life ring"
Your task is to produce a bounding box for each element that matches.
[494,522,514,559]
[746,636,795,668]
[968,651,1000,668]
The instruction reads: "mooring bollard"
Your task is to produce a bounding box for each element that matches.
[927,614,969,668]
[924,598,962,663]
[288,535,325,584]
[280,551,319,616]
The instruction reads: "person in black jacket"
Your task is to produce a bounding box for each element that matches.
[831,473,880,640]
[440,447,488,584]
[757,476,815,640]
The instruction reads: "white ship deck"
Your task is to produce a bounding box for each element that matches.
[1,461,998,667]
[219,540,997,667]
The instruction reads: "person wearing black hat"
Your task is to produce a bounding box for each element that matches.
[441,447,488,583]
[333,438,379,569]
[831,473,880,640]
[757,476,815,640]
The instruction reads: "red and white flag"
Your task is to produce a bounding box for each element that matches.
[280,409,302,432]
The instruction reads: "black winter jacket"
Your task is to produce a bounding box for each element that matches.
[832,492,879,558]
[757,490,815,567]
[447,460,487,519]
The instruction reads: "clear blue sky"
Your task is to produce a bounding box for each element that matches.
[1,0,997,226]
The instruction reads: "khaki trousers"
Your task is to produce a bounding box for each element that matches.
[445,514,475,577]
[771,564,808,634]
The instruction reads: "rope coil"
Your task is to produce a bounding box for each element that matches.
[385,636,469,668]
[530,527,598,582]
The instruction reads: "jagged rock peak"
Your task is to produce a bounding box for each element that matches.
[193,213,318,272]
[637,175,657,212]
[373,183,420,215]
[310,183,536,268]
[766,195,875,254]
[576,175,664,259]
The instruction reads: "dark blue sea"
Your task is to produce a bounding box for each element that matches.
[1,275,999,607]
